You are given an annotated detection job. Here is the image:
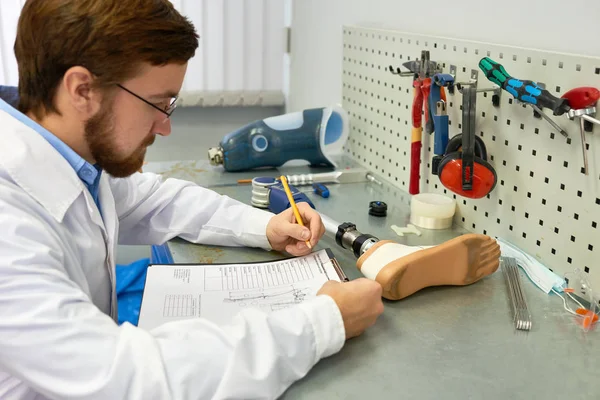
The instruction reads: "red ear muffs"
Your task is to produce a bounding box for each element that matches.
[438,134,497,199]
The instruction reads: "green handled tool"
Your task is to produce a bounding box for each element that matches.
[479,57,570,137]
[479,57,570,116]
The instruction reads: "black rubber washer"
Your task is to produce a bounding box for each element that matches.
[369,201,387,217]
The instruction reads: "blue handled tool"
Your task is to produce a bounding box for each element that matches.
[311,183,330,198]
[208,106,349,172]
[478,57,570,116]
[478,57,570,137]
[430,74,453,154]
[430,73,453,175]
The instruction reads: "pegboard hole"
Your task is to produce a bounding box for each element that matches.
[559,61,564,69]
[577,190,582,197]
[542,199,547,205]
[555,227,560,234]
[557,205,562,212]
[552,248,556,254]
[574,213,580,220]
[589,244,594,251]
[576,64,581,72]
[499,52,504,59]
[595,67,600,75]
[542,59,547,66]
[527,57,532,63]
[512,55,517,61]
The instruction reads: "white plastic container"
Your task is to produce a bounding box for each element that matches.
[410,193,456,230]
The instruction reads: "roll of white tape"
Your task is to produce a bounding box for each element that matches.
[410,193,456,230]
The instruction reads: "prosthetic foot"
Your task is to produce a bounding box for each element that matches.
[356,234,500,300]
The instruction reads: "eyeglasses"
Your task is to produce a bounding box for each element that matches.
[117,84,179,122]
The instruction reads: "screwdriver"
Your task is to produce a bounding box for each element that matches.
[479,57,570,115]
[479,57,571,137]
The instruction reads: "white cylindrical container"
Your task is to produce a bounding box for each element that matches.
[410,193,456,229]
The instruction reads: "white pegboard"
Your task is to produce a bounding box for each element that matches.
[342,25,600,295]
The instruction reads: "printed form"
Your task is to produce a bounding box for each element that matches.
[138,249,343,329]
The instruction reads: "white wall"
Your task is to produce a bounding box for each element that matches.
[288,0,600,112]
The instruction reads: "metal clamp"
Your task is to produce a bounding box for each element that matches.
[388,66,414,77]
[455,69,479,91]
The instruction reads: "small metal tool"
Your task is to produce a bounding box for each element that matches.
[529,104,569,138]
[284,168,379,186]
[502,257,532,331]
[565,106,599,175]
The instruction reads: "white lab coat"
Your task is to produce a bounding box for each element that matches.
[0,110,345,400]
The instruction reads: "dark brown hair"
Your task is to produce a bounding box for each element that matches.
[14,0,199,119]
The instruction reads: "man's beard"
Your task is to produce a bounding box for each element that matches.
[84,102,155,178]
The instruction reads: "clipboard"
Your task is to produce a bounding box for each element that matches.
[138,248,347,329]
[323,248,349,282]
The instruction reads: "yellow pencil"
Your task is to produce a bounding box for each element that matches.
[279,175,312,249]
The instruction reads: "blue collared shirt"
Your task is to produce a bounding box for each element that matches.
[0,98,103,210]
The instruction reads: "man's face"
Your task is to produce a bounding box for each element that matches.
[85,62,187,177]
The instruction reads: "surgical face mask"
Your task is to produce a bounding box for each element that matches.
[496,237,566,294]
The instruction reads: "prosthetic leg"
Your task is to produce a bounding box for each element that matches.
[356,235,500,300]
[325,215,500,300]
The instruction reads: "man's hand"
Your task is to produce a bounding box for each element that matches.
[266,202,325,256]
[318,278,384,339]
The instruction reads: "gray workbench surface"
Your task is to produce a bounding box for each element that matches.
[144,159,598,400]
